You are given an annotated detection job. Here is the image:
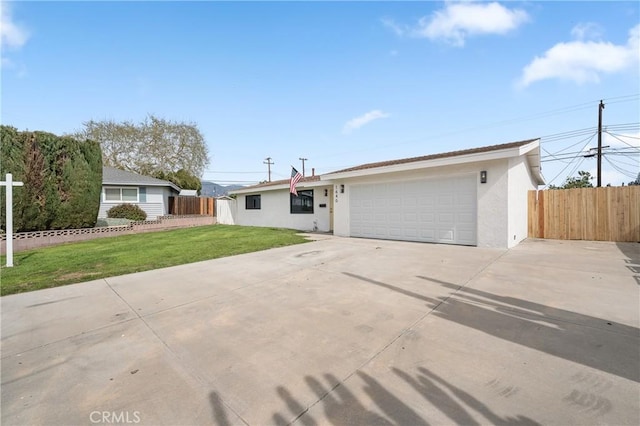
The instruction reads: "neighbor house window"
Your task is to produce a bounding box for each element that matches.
[246,194,261,209]
[104,187,139,202]
[291,190,314,214]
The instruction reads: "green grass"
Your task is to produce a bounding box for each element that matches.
[0,225,310,296]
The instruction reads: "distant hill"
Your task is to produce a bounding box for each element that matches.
[201,181,245,197]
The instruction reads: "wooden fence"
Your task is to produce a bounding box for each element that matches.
[528,187,640,242]
[168,196,215,216]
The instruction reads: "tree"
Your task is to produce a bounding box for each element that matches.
[1,125,102,231]
[74,115,209,178]
[549,171,594,189]
[628,172,640,186]
[153,169,202,194]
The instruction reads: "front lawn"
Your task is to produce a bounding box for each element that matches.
[0,225,309,296]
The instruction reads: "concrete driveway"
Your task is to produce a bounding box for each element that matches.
[1,236,639,425]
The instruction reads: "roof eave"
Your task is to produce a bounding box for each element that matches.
[229,179,329,195]
[522,140,545,185]
[322,143,538,181]
[103,181,181,192]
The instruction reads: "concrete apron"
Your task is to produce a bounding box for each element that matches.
[1,237,638,425]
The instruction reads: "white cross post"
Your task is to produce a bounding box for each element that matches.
[1,173,24,267]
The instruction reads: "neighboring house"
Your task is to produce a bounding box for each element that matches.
[99,167,181,220]
[179,189,198,197]
[229,139,544,249]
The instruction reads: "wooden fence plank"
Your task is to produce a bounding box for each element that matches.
[168,196,216,216]
[528,186,640,242]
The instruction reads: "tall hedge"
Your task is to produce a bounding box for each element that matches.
[0,125,102,232]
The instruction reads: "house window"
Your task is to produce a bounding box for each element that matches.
[246,195,261,209]
[104,187,139,202]
[291,190,314,214]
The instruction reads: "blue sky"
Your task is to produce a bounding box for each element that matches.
[2,1,639,187]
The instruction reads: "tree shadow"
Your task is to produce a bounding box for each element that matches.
[397,367,540,426]
[209,391,232,426]
[419,276,639,383]
[616,242,640,286]
[342,272,639,382]
[271,369,537,425]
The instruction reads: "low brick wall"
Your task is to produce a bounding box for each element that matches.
[1,215,216,254]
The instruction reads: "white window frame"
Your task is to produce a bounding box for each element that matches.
[103,187,139,203]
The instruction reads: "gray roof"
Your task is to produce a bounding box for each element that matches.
[328,139,539,174]
[103,167,181,192]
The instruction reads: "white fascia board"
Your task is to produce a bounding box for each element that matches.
[516,139,545,185]
[229,180,330,195]
[322,144,537,181]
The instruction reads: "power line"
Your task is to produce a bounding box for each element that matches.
[604,131,640,150]
[607,155,639,168]
[204,170,265,174]
[604,156,638,179]
[541,131,598,158]
[314,96,640,160]
[543,133,596,187]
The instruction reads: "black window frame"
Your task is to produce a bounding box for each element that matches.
[245,194,261,210]
[290,189,314,214]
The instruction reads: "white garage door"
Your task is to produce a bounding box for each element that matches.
[350,175,477,246]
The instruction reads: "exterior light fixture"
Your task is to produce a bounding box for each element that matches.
[480,171,487,184]
[340,184,345,193]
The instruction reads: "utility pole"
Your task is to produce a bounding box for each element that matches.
[299,157,308,177]
[263,157,274,182]
[597,100,605,187]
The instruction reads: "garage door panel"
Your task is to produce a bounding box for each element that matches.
[458,229,476,244]
[350,175,477,246]
[404,213,417,222]
[404,227,418,238]
[458,212,475,224]
[438,229,454,242]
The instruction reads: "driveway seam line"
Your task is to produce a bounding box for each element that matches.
[103,278,251,426]
[0,316,139,360]
[290,249,508,425]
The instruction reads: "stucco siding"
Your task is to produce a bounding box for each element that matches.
[476,160,509,248]
[234,186,332,232]
[507,156,537,248]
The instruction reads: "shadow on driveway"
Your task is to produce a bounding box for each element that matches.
[345,272,639,383]
[210,368,539,426]
[616,242,640,286]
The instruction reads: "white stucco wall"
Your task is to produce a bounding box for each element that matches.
[476,160,509,248]
[234,186,332,232]
[99,186,171,220]
[507,156,537,248]
[331,159,512,248]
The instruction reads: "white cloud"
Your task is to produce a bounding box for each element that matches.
[411,1,529,47]
[603,131,640,149]
[1,3,29,71]
[381,17,406,37]
[570,22,603,41]
[518,24,640,87]
[1,3,29,49]
[343,110,390,134]
[586,167,638,187]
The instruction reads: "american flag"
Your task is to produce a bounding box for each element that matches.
[290,167,303,196]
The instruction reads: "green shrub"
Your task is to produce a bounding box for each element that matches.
[0,126,102,231]
[107,204,147,221]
